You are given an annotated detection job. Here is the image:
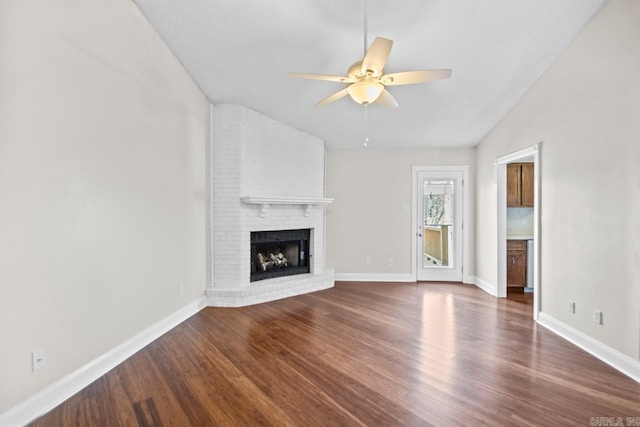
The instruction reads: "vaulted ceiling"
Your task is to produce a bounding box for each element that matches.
[133,0,605,149]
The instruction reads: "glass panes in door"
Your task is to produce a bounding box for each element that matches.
[423,180,454,268]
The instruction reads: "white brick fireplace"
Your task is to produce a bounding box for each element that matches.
[207,104,335,306]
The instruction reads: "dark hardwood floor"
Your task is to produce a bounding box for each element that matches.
[507,287,534,305]
[30,282,640,426]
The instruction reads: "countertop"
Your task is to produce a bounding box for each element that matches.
[507,228,533,240]
[507,235,533,240]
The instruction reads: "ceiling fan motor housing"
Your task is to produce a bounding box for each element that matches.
[348,61,381,79]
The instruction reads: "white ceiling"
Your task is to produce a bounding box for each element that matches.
[133,0,605,149]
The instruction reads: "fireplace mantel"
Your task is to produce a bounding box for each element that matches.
[240,196,334,218]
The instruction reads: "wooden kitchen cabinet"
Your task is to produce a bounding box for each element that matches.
[507,240,527,288]
[506,164,521,207]
[521,163,534,206]
[507,163,534,207]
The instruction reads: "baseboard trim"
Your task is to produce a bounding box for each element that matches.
[206,270,335,307]
[538,312,640,383]
[334,273,415,283]
[0,296,208,427]
[470,275,496,296]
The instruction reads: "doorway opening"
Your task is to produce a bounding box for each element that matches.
[496,144,541,320]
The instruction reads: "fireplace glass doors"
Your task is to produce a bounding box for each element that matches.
[250,229,311,282]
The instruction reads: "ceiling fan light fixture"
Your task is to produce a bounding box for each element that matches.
[347,81,384,105]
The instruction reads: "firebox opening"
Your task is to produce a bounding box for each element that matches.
[250,229,311,282]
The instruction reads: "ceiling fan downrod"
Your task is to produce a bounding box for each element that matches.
[363,0,368,57]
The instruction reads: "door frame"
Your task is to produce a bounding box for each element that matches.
[495,143,541,320]
[411,165,470,283]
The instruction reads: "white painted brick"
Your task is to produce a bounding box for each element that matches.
[210,105,333,303]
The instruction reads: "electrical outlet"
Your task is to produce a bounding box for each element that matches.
[178,285,184,297]
[387,258,393,266]
[365,257,371,265]
[568,300,575,314]
[593,309,603,325]
[32,348,46,371]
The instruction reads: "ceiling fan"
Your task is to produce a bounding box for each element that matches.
[288,36,452,108]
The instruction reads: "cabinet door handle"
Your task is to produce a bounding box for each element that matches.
[512,257,515,265]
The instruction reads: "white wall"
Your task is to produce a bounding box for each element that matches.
[475,0,640,359]
[326,149,475,278]
[0,0,209,413]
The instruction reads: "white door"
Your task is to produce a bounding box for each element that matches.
[417,170,463,281]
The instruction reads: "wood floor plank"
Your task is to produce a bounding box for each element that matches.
[132,398,162,427]
[29,282,640,426]
[196,308,369,426]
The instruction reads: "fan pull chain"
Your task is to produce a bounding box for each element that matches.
[363,105,369,148]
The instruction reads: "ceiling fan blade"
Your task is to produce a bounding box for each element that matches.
[315,88,349,106]
[361,37,393,75]
[376,89,399,108]
[289,72,352,83]
[380,69,452,86]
